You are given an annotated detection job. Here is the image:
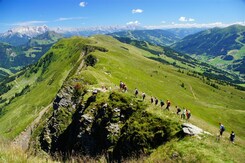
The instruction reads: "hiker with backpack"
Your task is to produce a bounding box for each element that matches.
[119,81,124,90]
[150,96,154,104]
[219,123,225,136]
[155,98,158,105]
[166,100,171,110]
[181,108,186,119]
[186,110,191,120]
[176,106,181,115]
[230,131,235,143]
[160,100,164,108]
[134,88,139,97]
[142,92,146,101]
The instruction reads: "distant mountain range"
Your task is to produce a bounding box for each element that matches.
[109,30,180,45]
[165,28,206,39]
[109,28,206,46]
[0,26,49,46]
[172,24,245,77]
[1,24,244,80]
[0,25,205,46]
[0,31,63,72]
[0,25,143,44]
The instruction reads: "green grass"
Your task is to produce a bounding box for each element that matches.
[85,35,245,139]
[147,135,245,163]
[0,138,55,163]
[0,67,13,76]
[0,37,89,139]
[0,35,244,161]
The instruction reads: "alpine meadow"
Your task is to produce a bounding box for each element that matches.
[0,0,245,162]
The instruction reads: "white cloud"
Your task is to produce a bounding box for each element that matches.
[126,20,140,26]
[56,17,84,21]
[189,18,195,22]
[179,16,195,22]
[13,20,48,26]
[179,16,188,22]
[79,2,87,7]
[144,21,245,29]
[161,21,166,24]
[132,9,143,14]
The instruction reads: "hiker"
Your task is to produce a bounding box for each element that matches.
[134,88,139,97]
[142,92,146,101]
[92,89,98,95]
[181,108,186,119]
[150,96,154,104]
[186,110,191,120]
[123,85,128,92]
[155,98,158,105]
[176,106,181,115]
[119,81,124,89]
[166,100,171,110]
[219,123,225,136]
[160,100,164,107]
[230,131,235,143]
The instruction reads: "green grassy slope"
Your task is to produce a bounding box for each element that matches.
[85,36,245,140]
[1,35,244,140]
[114,36,243,83]
[109,29,180,46]
[172,25,245,56]
[0,35,244,161]
[0,37,92,138]
[172,24,245,77]
[0,31,63,72]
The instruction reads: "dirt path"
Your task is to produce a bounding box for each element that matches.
[189,84,197,100]
[11,103,52,151]
[236,33,245,46]
[14,80,20,88]
[76,52,85,75]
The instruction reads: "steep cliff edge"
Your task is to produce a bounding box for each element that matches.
[31,83,181,161]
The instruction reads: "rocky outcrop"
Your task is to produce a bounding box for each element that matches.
[182,123,212,136]
[36,89,182,161]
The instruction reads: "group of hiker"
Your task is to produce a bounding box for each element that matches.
[119,81,128,92]
[135,87,192,121]
[149,96,169,108]
[219,123,236,143]
[119,81,236,144]
[176,106,191,120]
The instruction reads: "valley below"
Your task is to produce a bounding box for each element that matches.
[0,33,244,162]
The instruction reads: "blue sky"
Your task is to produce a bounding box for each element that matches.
[0,0,245,32]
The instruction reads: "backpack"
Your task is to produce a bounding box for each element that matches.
[221,126,225,131]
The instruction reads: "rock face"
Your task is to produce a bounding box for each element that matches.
[36,87,182,161]
[182,123,211,136]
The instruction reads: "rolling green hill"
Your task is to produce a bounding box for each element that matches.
[0,31,63,73]
[113,36,243,84]
[172,25,245,77]
[109,29,180,46]
[0,35,244,162]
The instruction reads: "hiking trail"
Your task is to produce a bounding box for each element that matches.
[189,84,197,99]
[11,103,52,151]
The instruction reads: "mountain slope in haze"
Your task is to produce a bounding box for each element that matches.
[166,27,206,39]
[0,33,30,46]
[0,31,63,72]
[0,36,244,162]
[109,29,180,46]
[172,25,245,56]
[0,26,49,46]
[113,36,244,84]
[172,25,245,77]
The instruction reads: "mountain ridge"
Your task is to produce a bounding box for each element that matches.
[0,35,244,162]
[172,24,245,78]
